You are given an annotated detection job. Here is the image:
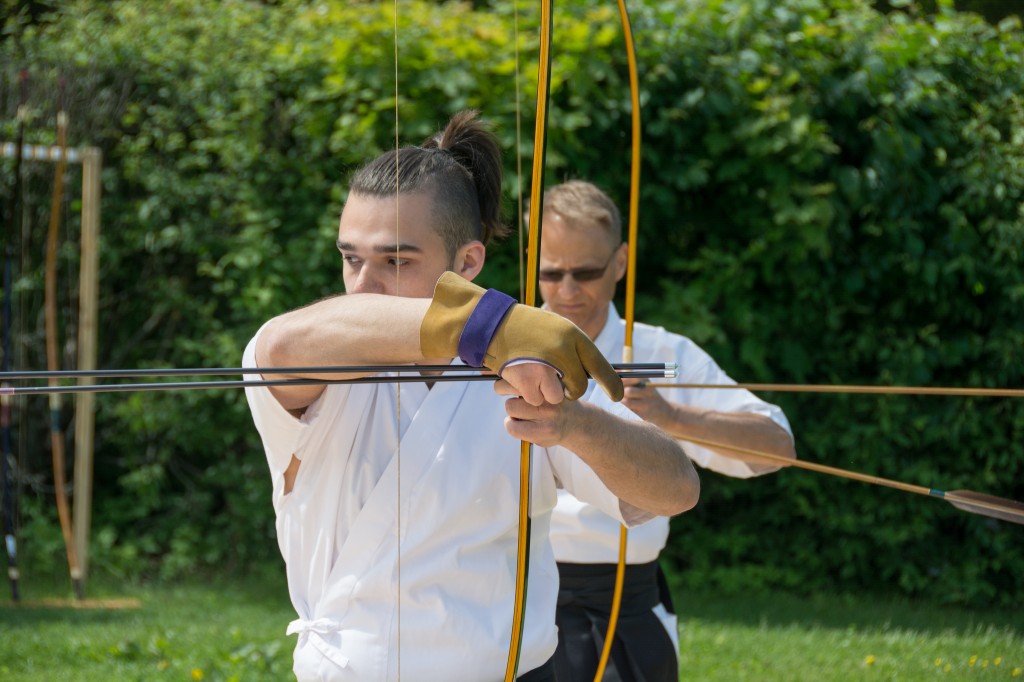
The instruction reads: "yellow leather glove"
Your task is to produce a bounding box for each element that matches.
[420,272,624,401]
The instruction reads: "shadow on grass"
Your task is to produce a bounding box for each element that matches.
[0,602,144,627]
[0,567,291,628]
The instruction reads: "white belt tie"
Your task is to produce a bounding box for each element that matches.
[287,617,350,670]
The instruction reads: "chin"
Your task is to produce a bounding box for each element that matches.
[557,311,588,328]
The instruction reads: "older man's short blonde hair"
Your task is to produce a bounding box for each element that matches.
[542,180,622,246]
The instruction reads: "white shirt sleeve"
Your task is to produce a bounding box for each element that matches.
[671,341,793,479]
[242,326,359,482]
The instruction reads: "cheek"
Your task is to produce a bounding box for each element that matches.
[341,268,357,293]
[600,276,619,298]
[396,271,443,299]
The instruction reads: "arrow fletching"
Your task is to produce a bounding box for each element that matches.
[942,490,1024,526]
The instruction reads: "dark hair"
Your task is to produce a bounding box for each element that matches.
[348,110,508,261]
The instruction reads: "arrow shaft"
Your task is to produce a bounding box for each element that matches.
[650,382,1024,398]
[679,434,1024,524]
[0,362,674,381]
[0,369,675,396]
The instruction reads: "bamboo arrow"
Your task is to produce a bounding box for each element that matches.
[680,434,1024,526]
[648,382,1024,398]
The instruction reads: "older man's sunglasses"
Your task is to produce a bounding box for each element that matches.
[538,252,616,283]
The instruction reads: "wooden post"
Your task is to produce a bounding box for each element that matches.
[74,147,101,581]
[0,141,101,583]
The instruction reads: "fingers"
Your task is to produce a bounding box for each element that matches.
[496,363,565,406]
[622,377,649,396]
[502,397,565,447]
[578,341,624,402]
[623,383,649,400]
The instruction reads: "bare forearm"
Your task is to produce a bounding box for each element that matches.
[258,294,431,370]
[655,405,796,472]
[561,402,700,517]
[255,294,432,410]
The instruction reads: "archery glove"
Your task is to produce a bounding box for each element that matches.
[420,271,623,401]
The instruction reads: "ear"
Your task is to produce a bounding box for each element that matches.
[613,241,628,283]
[454,240,487,282]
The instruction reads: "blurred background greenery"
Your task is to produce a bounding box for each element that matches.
[1,0,1022,608]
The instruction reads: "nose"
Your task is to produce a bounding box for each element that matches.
[348,266,387,295]
[558,274,581,296]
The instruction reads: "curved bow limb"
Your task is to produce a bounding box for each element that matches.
[595,1,643,679]
[45,80,84,600]
[505,1,554,678]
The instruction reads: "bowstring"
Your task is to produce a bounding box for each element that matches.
[393,1,402,677]
[514,1,524,303]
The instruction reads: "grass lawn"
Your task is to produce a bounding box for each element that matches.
[0,571,1020,681]
[677,590,1022,681]
[0,572,294,681]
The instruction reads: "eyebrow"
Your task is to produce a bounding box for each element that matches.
[540,263,605,271]
[336,240,424,254]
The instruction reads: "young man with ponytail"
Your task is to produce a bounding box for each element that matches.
[242,112,700,682]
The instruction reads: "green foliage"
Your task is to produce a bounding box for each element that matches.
[620,0,1024,607]
[1,0,1021,608]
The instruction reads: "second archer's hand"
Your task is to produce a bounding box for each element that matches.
[621,377,675,427]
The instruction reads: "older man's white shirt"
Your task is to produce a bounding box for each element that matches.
[550,303,793,565]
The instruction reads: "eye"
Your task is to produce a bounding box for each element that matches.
[387,257,410,267]
[341,254,362,266]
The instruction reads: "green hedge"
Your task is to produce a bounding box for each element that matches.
[1,0,1021,606]
[616,0,1024,606]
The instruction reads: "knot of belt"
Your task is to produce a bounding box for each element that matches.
[287,617,349,670]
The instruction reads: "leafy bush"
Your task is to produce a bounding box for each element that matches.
[613,0,1024,606]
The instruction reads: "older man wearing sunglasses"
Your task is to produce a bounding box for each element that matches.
[537,180,797,682]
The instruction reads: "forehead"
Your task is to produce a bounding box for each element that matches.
[338,192,444,252]
[545,209,616,239]
[541,212,616,253]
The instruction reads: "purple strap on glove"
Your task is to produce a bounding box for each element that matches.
[458,288,517,366]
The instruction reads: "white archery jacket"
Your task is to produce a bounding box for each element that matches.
[243,329,651,681]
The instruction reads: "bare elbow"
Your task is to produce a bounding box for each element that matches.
[258,316,299,372]
[646,443,700,517]
[665,466,700,517]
